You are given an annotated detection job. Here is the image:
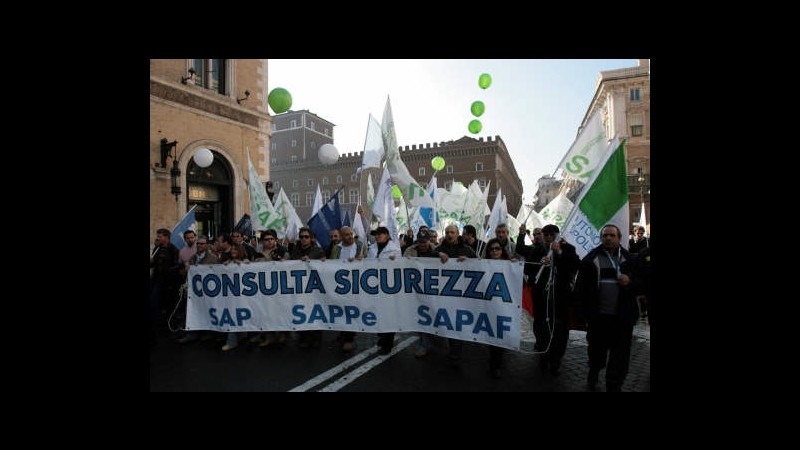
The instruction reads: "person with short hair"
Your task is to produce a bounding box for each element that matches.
[462,225,479,254]
[178,236,218,344]
[150,228,181,346]
[291,227,325,348]
[404,229,449,358]
[367,226,402,355]
[331,226,368,352]
[578,224,638,392]
[220,244,250,351]
[527,224,579,376]
[435,224,477,363]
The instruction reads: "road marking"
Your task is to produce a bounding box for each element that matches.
[318,336,418,392]
[288,344,381,392]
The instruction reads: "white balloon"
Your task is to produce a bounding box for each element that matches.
[318,143,339,165]
[193,148,214,168]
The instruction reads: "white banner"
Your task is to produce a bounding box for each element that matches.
[186,258,524,350]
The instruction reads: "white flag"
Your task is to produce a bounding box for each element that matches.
[539,193,574,230]
[273,188,304,240]
[638,202,647,236]
[381,96,436,227]
[358,114,385,174]
[352,203,368,243]
[371,166,392,221]
[366,172,376,212]
[556,108,608,181]
[311,184,323,219]
[486,188,504,240]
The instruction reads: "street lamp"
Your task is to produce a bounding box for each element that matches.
[160,138,181,202]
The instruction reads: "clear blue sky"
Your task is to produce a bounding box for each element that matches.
[268,59,639,202]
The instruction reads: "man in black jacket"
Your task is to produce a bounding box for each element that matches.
[526,224,579,375]
[578,224,638,392]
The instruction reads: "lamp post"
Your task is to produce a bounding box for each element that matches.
[160,138,181,201]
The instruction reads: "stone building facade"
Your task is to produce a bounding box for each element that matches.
[583,59,651,232]
[269,121,524,223]
[149,59,271,244]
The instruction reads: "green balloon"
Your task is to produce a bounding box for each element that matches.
[468,119,482,134]
[478,73,492,89]
[268,87,292,114]
[431,156,445,171]
[471,101,485,117]
[391,185,402,199]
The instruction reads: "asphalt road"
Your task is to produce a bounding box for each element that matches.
[150,319,650,392]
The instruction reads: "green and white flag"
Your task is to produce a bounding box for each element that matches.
[562,137,629,259]
[556,108,608,181]
[539,193,574,230]
[273,187,304,240]
[247,151,284,231]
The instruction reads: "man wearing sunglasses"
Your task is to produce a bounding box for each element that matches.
[290,227,326,348]
[527,224,579,376]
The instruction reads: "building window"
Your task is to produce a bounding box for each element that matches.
[446,165,453,174]
[475,162,483,171]
[629,114,644,137]
[324,128,329,136]
[291,140,297,148]
[337,175,343,184]
[271,123,277,132]
[291,193,300,207]
[630,88,641,102]
[419,167,426,176]
[308,178,314,187]
[322,190,331,203]
[290,155,298,163]
[444,181,453,190]
[306,192,314,206]
[478,178,486,189]
[351,174,358,182]
[273,181,280,189]
[271,142,276,151]
[291,120,297,128]
[191,59,227,95]
[292,179,299,188]
[271,158,277,164]
[311,141,316,149]
[338,190,344,204]
[310,121,316,131]
[349,189,359,204]
[322,177,329,186]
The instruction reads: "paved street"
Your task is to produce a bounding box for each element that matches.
[150,316,649,392]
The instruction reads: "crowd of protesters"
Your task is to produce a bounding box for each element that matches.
[151,221,649,391]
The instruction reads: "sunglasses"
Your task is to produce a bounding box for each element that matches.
[489,247,502,251]
[299,235,311,239]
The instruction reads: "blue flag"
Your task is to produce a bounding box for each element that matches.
[170,205,197,250]
[233,213,253,239]
[343,209,352,227]
[308,187,343,250]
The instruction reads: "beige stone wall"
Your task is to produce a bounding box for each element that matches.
[584,60,650,233]
[150,59,271,246]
